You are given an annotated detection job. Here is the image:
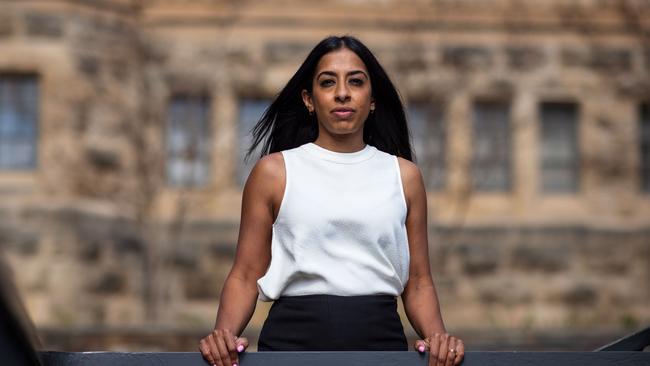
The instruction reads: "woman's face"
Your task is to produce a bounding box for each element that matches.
[302,47,375,138]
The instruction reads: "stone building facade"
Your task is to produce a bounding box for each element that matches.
[0,0,649,351]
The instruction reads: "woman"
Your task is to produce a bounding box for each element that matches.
[199,35,465,366]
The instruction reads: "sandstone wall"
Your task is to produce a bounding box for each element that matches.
[0,0,649,350]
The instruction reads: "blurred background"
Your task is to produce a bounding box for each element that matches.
[0,0,649,353]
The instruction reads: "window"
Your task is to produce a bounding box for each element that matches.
[407,101,446,190]
[539,102,579,193]
[237,98,271,187]
[471,101,511,191]
[0,74,38,170]
[641,103,650,193]
[166,95,211,187]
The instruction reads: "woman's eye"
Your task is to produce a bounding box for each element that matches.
[320,79,335,87]
[349,78,364,86]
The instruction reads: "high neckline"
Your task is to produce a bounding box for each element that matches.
[302,142,377,164]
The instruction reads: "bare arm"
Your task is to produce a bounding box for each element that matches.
[398,158,446,338]
[200,152,285,366]
[397,158,464,366]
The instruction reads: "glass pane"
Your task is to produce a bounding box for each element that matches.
[166,95,211,187]
[472,101,511,191]
[540,102,579,193]
[407,102,445,190]
[238,98,271,187]
[641,103,650,192]
[0,75,38,170]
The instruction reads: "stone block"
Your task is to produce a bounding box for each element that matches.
[454,242,500,275]
[24,12,63,38]
[394,45,428,72]
[512,242,569,272]
[561,283,597,306]
[442,45,492,71]
[208,241,236,258]
[590,48,632,72]
[226,48,255,66]
[477,278,533,305]
[77,240,101,262]
[171,247,198,270]
[506,46,547,71]
[85,146,121,171]
[184,273,220,300]
[113,235,144,256]
[110,59,129,82]
[0,228,40,256]
[0,14,13,37]
[561,47,632,72]
[88,271,126,294]
[561,48,587,67]
[77,55,100,77]
[264,41,312,64]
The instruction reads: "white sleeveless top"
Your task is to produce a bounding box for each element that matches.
[256,142,410,301]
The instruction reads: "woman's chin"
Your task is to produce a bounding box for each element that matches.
[325,122,363,134]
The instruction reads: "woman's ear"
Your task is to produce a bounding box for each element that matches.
[370,97,375,112]
[301,89,314,114]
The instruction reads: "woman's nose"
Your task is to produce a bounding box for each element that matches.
[335,82,351,102]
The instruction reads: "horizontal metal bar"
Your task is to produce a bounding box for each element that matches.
[39,351,650,366]
[597,326,650,351]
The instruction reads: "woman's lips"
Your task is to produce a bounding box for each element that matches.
[332,108,355,119]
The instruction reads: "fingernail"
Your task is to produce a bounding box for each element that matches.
[233,363,238,366]
[418,345,425,352]
[237,345,244,352]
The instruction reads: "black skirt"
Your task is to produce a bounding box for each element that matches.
[258,294,408,351]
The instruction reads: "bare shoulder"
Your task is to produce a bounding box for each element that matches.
[396,157,423,186]
[245,152,285,196]
[254,152,284,177]
[396,157,425,204]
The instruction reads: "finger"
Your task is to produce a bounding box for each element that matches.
[215,333,233,366]
[199,339,216,366]
[429,334,440,366]
[454,340,465,365]
[414,339,427,353]
[223,330,239,365]
[438,334,450,366]
[207,334,223,366]
[235,337,250,353]
[445,337,457,366]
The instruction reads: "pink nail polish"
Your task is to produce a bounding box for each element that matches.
[233,363,238,366]
[237,345,244,352]
[418,345,425,352]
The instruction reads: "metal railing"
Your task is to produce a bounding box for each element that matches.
[38,349,650,366]
[35,326,650,366]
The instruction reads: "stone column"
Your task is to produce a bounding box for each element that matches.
[512,90,537,218]
[445,91,471,223]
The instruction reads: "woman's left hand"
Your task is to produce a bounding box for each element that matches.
[415,333,465,366]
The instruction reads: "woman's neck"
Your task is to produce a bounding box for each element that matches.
[313,132,366,153]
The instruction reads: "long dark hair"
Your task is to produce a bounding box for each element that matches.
[246,35,413,162]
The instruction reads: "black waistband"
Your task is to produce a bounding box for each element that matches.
[276,294,397,303]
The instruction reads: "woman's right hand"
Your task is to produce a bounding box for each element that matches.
[199,329,249,366]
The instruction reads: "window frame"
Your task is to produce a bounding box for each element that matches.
[164,93,212,188]
[0,73,40,171]
[538,101,580,194]
[236,97,272,188]
[471,99,512,192]
[406,99,447,191]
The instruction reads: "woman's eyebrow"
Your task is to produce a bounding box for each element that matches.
[316,70,369,79]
